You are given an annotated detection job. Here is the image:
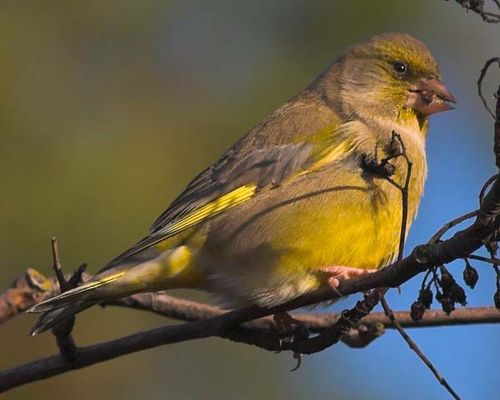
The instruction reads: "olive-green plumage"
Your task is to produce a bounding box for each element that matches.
[29,33,455,334]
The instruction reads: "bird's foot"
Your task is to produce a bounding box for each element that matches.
[273,312,303,335]
[319,266,377,296]
[273,312,308,370]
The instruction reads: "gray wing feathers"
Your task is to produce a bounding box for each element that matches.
[149,142,313,232]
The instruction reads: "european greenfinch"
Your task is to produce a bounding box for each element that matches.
[29,32,455,334]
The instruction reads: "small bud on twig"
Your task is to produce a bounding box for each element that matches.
[463,261,479,288]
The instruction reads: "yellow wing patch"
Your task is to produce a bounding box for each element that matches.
[313,140,354,169]
[299,140,354,176]
[159,184,257,237]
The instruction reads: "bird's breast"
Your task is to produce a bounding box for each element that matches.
[206,152,424,265]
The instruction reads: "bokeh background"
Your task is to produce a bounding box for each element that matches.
[1,1,499,399]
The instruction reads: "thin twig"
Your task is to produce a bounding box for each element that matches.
[381,297,461,400]
[477,58,500,120]
[468,254,500,265]
[391,131,413,260]
[379,132,462,399]
[428,211,478,244]
[453,0,500,23]
[49,237,78,363]
[479,174,499,204]
[50,237,65,291]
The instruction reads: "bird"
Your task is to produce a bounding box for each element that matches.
[29,32,455,335]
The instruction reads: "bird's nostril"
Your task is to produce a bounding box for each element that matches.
[420,91,434,105]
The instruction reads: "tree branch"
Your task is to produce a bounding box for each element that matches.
[0,269,54,325]
[2,166,500,390]
[2,237,500,392]
[1,290,499,393]
[2,275,499,332]
[452,0,500,23]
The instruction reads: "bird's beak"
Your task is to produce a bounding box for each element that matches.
[406,77,456,117]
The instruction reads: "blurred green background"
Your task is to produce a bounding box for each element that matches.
[1,1,499,399]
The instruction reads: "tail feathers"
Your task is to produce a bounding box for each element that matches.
[28,271,126,335]
[28,272,126,314]
[30,303,92,336]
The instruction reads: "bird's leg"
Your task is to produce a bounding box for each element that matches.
[319,266,377,296]
[273,312,308,370]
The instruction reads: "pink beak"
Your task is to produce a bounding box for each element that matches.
[406,78,456,116]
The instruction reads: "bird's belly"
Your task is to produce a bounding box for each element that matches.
[198,168,404,306]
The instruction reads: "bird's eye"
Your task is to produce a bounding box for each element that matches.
[392,62,408,75]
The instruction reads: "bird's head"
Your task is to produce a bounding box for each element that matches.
[320,33,455,130]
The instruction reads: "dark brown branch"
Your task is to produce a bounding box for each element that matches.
[106,293,500,334]
[1,266,500,393]
[1,302,499,393]
[352,306,500,328]
[2,270,497,362]
[3,277,499,331]
[468,254,500,265]
[282,289,386,355]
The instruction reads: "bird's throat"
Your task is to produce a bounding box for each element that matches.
[397,106,428,133]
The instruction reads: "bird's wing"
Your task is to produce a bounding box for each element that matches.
[100,131,354,271]
[150,142,313,232]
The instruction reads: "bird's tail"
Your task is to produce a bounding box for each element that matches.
[30,303,93,336]
[28,272,126,335]
[28,245,197,335]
